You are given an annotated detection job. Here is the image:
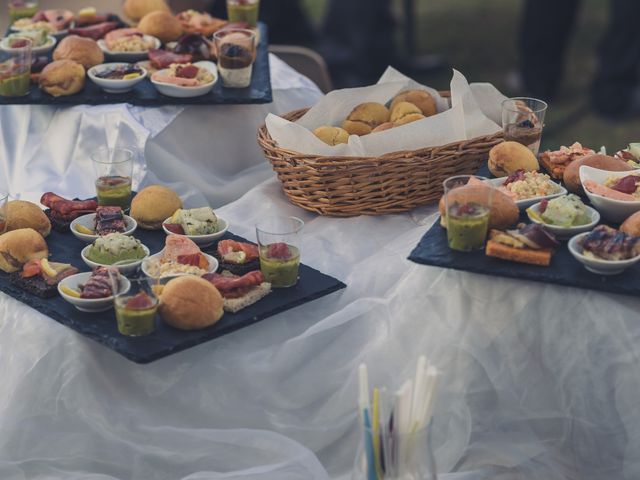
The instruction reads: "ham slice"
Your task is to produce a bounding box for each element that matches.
[69,21,118,40]
[162,236,201,263]
[148,49,192,69]
[33,10,74,30]
[151,72,200,87]
[583,180,637,201]
[105,28,142,50]
[202,271,264,298]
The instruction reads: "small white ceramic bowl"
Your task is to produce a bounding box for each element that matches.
[161,216,229,248]
[70,213,137,243]
[0,34,56,54]
[58,272,131,312]
[10,25,69,40]
[487,176,567,209]
[568,231,640,275]
[579,165,640,222]
[151,61,218,98]
[81,243,150,275]
[87,63,147,93]
[97,35,161,62]
[141,250,218,279]
[526,201,600,239]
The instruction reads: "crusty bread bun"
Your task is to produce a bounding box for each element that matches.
[0,228,48,273]
[138,11,183,43]
[563,153,633,194]
[159,276,224,330]
[342,102,390,136]
[53,35,104,69]
[620,211,640,237]
[313,125,349,146]
[438,184,519,230]
[5,200,51,238]
[371,122,395,133]
[488,141,539,177]
[390,90,437,117]
[39,60,85,97]
[390,101,421,123]
[130,185,182,230]
[124,0,171,22]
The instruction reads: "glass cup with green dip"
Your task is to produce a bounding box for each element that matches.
[8,1,38,23]
[111,275,158,337]
[256,216,304,288]
[444,175,493,252]
[92,147,135,211]
[0,36,31,97]
[226,0,259,28]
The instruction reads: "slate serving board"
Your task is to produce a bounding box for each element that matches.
[0,22,272,106]
[0,227,345,363]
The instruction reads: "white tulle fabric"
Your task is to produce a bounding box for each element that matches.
[1,57,639,480]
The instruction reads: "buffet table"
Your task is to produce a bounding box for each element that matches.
[2,58,640,480]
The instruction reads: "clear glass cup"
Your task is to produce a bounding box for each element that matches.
[501,97,548,156]
[112,276,159,337]
[255,216,304,288]
[213,28,257,88]
[226,0,259,27]
[352,424,438,480]
[0,192,8,234]
[8,1,38,23]
[91,147,135,210]
[443,175,492,252]
[0,37,32,97]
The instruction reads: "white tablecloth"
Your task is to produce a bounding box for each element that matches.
[2,58,640,480]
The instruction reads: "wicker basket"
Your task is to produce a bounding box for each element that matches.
[257,106,503,217]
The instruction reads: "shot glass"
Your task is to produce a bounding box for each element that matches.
[213,28,256,88]
[113,276,159,337]
[0,37,32,97]
[8,1,39,23]
[226,0,259,28]
[91,147,135,210]
[443,175,492,252]
[0,192,8,234]
[256,216,304,288]
[501,97,548,156]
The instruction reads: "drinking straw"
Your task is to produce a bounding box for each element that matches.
[363,409,377,480]
[378,388,390,476]
[409,356,427,431]
[372,388,382,479]
[419,367,440,429]
[395,379,413,476]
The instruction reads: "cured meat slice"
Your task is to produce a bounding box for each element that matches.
[202,271,263,297]
[80,267,116,299]
[94,206,125,235]
[217,240,259,263]
[162,235,201,263]
[105,28,142,50]
[69,21,118,40]
[40,193,98,216]
[148,49,192,69]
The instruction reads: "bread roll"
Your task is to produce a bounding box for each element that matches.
[123,0,171,22]
[563,153,633,194]
[53,35,104,69]
[130,185,182,230]
[0,228,48,273]
[342,102,390,136]
[5,200,51,237]
[39,60,85,97]
[138,11,183,43]
[390,90,437,117]
[313,125,349,146]
[438,184,519,230]
[159,276,224,330]
[620,211,640,237]
[488,141,539,177]
[390,101,425,126]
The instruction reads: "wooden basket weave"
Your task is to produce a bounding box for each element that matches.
[257,107,503,217]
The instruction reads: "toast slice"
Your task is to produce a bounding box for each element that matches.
[485,239,552,266]
[223,282,272,313]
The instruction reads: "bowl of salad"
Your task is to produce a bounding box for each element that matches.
[526,194,600,239]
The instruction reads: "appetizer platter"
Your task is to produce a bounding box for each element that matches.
[0,3,272,105]
[409,139,640,297]
[0,187,344,364]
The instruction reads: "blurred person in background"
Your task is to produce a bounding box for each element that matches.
[520,0,640,119]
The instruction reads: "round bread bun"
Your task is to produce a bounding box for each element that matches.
[123,0,171,22]
[390,90,437,117]
[130,185,182,230]
[313,125,349,146]
[438,183,519,230]
[53,35,104,69]
[5,200,51,238]
[159,276,224,330]
[488,141,539,177]
[342,102,390,136]
[0,228,49,273]
[563,153,633,194]
[620,211,640,237]
[138,11,183,43]
[39,60,86,97]
[371,122,395,133]
[390,101,421,123]
[394,112,425,126]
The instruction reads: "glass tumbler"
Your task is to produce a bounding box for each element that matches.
[0,37,32,97]
[501,97,548,156]
[113,276,159,337]
[213,28,257,88]
[8,1,39,23]
[443,175,492,252]
[226,0,260,27]
[91,147,135,210]
[256,216,304,288]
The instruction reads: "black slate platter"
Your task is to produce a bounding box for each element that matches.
[0,228,345,363]
[0,23,272,106]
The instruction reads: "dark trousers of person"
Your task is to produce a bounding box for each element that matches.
[520,0,640,115]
